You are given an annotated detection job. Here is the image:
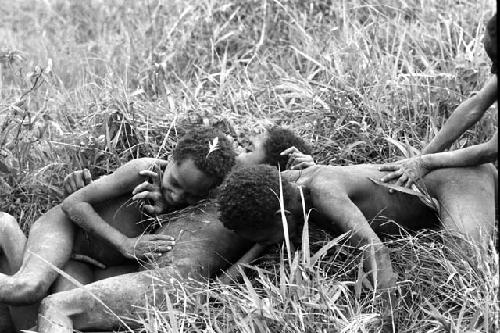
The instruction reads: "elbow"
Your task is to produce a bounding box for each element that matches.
[483,140,498,163]
[61,196,79,219]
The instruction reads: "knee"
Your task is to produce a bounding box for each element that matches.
[39,294,63,316]
[0,213,18,233]
[8,277,47,304]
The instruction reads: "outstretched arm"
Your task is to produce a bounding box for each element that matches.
[313,190,396,289]
[380,76,498,188]
[423,75,497,154]
[312,189,397,330]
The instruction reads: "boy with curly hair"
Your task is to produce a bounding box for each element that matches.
[0,127,235,329]
[2,125,314,331]
[217,162,496,330]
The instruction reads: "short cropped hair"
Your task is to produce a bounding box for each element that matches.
[484,13,497,74]
[173,127,236,185]
[218,165,295,231]
[263,126,312,170]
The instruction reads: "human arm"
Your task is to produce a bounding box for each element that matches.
[423,75,497,154]
[312,189,397,330]
[380,130,498,187]
[63,164,168,215]
[380,76,498,187]
[61,158,174,259]
[281,146,316,170]
[313,190,396,289]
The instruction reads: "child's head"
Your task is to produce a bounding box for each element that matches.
[238,126,312,169]
[218,165,300,244]
[162,127,236,205]
[484,13,497,74]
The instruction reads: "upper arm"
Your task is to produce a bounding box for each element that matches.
[62,158,153,207]
[312,187,380,247]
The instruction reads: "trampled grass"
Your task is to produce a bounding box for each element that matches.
[0,0,497,332]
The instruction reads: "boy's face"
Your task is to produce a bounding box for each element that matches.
[233,212,299,245]
[238,132,268,166]
[161,158,215,205]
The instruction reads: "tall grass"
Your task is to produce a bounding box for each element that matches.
[0,0,497,331]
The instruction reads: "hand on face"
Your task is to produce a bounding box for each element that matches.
[132,168,168,215]
[379,156,429,189]
[281,146,315,170]
[63,168,92,196]
[160,158,214,206]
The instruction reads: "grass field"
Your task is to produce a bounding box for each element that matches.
[0,0,498,332]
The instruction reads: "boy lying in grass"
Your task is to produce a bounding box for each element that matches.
[1,126,313,331]
[0,127,236,329]
[217,162,497,330]
[380,13,497,188]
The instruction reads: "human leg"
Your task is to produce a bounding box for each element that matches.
[38,201,254,332]
[0,212,24,333]
[0,205,75,305]
[424,164,497,248]
[0,212,43,330]
[38,267,180,332]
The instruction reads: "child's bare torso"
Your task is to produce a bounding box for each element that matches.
[72,194,147,266]
[283,165,440,235]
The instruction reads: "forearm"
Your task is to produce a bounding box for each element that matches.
[422,131,498,170]
[423,76,498,154]
[61,199,129,252]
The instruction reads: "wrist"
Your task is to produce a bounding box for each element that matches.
[117,236,134,255]
[419,154,434,171]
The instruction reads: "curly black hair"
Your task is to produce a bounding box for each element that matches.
[218,165,295,232]
[484,13,497,74]
[262,126,312,170]
[173,127,236,185]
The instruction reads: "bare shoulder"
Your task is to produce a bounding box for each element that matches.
[309,166,346,192]
[125,157,166,171]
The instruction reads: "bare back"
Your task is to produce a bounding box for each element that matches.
[283,165,440,236]
[146,200,254,279]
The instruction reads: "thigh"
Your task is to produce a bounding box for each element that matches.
[39,268,179,332]
[19,205,75,285]
[424,164,497,246]
[51,259,95,293]
[0,212,26,275]
[93,264,138,281]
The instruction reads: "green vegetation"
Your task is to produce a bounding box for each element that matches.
[0,0,497,331]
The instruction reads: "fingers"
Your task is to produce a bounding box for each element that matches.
[142,204,162,215]
[139,170,161,186]
[132,188,160,201]
[83,169,92,185]
[380,169,403,183]
[378,165,398,172]
[403,178,414,189]
[291,162,315,170]
[141,234,175,241]
[132,181,157,196]
[395,173,409,187]
[280,146,298,155]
